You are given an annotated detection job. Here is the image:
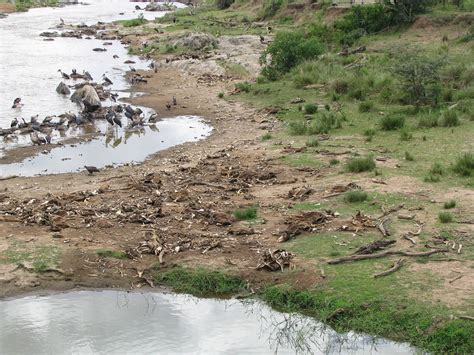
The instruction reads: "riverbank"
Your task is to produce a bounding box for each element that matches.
[1,2,473,353]
[0,0,58,13]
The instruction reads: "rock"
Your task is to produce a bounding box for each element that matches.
[56,82,71,95]
[70,84,101,112]
[0,13,8,19]
[174,33,218,52]
[40,31,60,38]
[145,3,176,11]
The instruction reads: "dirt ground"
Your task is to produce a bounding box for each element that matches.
[0,23,472,306]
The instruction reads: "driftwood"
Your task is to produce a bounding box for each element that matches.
[403,234,417,245]
[328,249,447,264]
[373,258,404,278]
[354,239,396,255]
[376,217,391,236]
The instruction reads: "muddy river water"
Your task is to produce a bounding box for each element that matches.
[0,0,210,177]
[0,290,414,354]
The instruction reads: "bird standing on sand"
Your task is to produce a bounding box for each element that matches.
[129,66,136,72]
[10,118,18,128]
[84,166,100,175]
[83,70,93,81]
[12,98,23,109]
[45,134,52,144]
[166,102,171,110]
[172,96,177,106]
[102,74,113,86]
[30,132,40,145]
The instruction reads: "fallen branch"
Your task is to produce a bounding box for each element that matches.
[377,217,391,237]
[449,274,463,284]
[373,258,404,278]
[328,249,447,264]
[403,234,417,245]
[459,316,474,321]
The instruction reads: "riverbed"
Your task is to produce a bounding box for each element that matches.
[0,0,208,177]
[0,290,414,354]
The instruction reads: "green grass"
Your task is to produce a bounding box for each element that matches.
[261,133,272,141]
[96,249,128,259]
[452,152,474,177]
[380,114,405,131]
[153,267,244,297]
[233,206,257,220]
[345,156,376,173]
[343,190,368,203]
[443,200,456,209]
[405,151,415,161]
[120,16,147,28]
[441,110,460,127]
[0,242,60,272]
[438,212,454,223]
[304,103,318,114]
[305,138,319,147]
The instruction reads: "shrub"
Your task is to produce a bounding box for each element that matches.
[430,162,445,176]
[400,128,413,141]
[418,113,438,128]
[329,159,340,166]
[288,120,307,135]
[336,4,392,34]
[345,156,376,173]
[443,200,456,209]
[441,110,460,127]
[260,31,324,80]
[424,174,441,182]
[344,190,368,203]
[308,112,338,134]
[363,128,376,142]
[438,212,453,224]
[218,92,224,98]
[234,82,251,93]
[405,151,415,161]
[381,114,405,130]
[121,14,147,28]
[260,0,284,19]
[216,0,234,10]
[359,101,374,113]
[391,49,446,107]
[306,138,319,147]
[332,79,349,94]
[261,133,272,141]
[384,0,435,24]
[233,206,257,220]
[304,103,318,114]
[452,152,474,177]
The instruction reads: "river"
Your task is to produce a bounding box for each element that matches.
[0,290,415,354]
[0,0,211,177]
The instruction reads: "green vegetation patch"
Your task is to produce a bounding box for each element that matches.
[233,206,258,220]
[0,242,60,273]
[96,249,128,259]
[345,156,376,173]
[153,267,244,297]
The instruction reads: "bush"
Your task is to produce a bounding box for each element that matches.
[345,156,376,173]
[234,82,251,93]
[359,101,374,113]
[306,138,319,147]
[438,212,453,224]
[260,0,284,19]
[381,114,405,130]
[452,152,474,177]
[364,128,376,142]
[443,200,456,209]
[336,4,392,34]
[430,162,445,176]
[441,110,460,127]
[261,133,272,141]
[260,31,324,80]
[392,49,446,107]
[218,92,224,98]
[216,0,234,10]
[405,151,415,161]
[384,0,435,24]
[400,128,413,141]
[418,113,438,128]
[344,190,368,203]
[121,14,147,28]
[332,79,349,94]
[288,120,307,135]
[308,112,339,134]
[304,103,318,114]
[233,206,258,220]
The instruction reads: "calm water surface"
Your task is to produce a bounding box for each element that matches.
[0,0,207,176]
[0,290,415,355]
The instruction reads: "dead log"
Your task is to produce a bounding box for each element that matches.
[373,258,404,278]
[327,249,447,264]
[376,217,391,236]
[353,239,396,255]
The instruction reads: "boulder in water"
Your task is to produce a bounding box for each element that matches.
[70,85,101,112]
[56,82,71,96]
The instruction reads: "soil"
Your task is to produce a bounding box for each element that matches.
[1,19,472,306]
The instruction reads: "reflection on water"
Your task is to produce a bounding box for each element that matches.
[0,291,415,355]
[0,116,212,177]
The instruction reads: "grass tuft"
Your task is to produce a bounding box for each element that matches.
[153,267,243,296]
[443,200,456,209]
[345,156,376,173]
[304,103,318,114]
[438,212,453,223]
[306,138,319,147]
[261,133,272,141]
[405,151,415,161]
[441,110,460,127]
[452,152,474,177]
[96,249,128,259]
[380,114,405,131]
[344,190,368,203]
[233,206,257,220]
